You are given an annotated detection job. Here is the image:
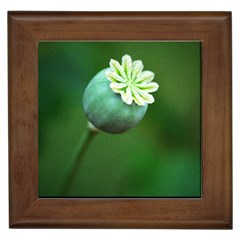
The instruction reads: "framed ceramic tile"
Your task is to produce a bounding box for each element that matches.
[8,12,232,228]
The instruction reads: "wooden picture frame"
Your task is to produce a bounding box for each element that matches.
[8,11,232,229]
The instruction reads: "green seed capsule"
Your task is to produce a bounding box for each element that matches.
[83,68,148,134]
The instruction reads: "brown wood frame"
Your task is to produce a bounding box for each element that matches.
[8,12,232,229]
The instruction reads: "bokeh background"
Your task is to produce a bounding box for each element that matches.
[38,41,201,197]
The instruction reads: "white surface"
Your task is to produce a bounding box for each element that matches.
[0,0,239,239]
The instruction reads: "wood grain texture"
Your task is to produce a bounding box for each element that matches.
[8,12,232,229]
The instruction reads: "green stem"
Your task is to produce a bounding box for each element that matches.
[60,124,98,196]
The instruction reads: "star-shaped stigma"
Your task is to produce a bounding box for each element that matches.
[106,54,159,106]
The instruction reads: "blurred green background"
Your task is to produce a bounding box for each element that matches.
[38,41,201,197]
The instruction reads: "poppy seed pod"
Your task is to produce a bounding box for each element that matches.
[83,54,159,134]
[83,68,148,134]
